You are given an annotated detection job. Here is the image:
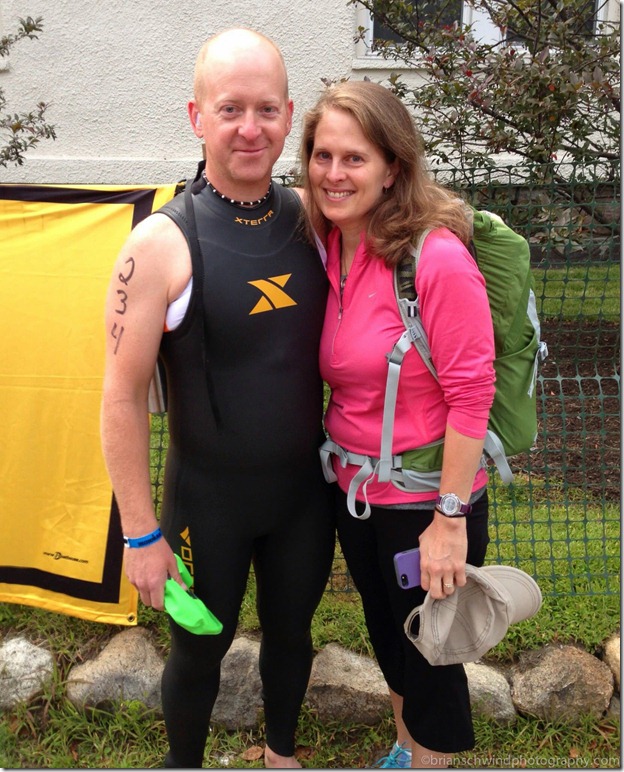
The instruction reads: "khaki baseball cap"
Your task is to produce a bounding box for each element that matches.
[164,555,222,636]
[404,564,542,666]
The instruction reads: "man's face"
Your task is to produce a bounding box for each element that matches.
[191,45,293,199]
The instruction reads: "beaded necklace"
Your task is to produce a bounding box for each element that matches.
[203,172,272,208]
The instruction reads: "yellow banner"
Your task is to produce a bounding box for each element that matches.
[0,183,177,625]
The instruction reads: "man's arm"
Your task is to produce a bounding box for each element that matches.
[100,213,190,609]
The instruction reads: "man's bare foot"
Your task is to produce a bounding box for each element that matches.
[264,744,301,768]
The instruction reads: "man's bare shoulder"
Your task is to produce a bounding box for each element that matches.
[127,211,188,252]
[119,212,191,300]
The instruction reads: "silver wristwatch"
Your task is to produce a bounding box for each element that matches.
[435,493,472,517]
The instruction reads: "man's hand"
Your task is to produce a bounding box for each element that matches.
[124,538,184,610]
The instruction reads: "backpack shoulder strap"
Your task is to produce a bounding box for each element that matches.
[393,228,437,379]
[378,229,435,481]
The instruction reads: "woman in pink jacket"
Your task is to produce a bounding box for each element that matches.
[300,81,496,768]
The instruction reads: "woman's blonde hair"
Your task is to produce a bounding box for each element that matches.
[300,80,471,266]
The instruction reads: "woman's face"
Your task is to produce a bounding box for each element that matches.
[308,108,398,236]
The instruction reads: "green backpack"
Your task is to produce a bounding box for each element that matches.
[320,208,548,519]
[390,208,548,485]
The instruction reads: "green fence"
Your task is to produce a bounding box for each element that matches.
[150,161,620,598]
[447,161,620,597]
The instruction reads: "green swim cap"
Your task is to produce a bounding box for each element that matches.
[164,555,222,635]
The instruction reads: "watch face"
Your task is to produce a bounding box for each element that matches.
[440,494,461,515]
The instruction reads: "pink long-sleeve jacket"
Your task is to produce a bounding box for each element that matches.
[319,226,496,506]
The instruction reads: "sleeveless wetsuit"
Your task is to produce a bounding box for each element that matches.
[157,175,335,766]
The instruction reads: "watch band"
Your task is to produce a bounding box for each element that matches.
[435,493,472,517]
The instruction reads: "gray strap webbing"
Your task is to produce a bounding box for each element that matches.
[393,230,437,378]
[483,430,513,484]
[347,459,377,519]
[319,438,339,484]
[319,437,445,519]
[397,299,438,380]
[527,287,549,398]
[380,231,437,482]
[319,438,378,519]
[379,331,413,482]
[392,466,446,493]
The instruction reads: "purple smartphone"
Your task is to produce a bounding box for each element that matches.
[393,547,421,589]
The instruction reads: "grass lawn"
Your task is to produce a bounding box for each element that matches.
[0,508,620,770]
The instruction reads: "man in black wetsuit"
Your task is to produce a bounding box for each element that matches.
[101,28,335,769]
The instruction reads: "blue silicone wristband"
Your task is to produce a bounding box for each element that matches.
[123,527,162,549]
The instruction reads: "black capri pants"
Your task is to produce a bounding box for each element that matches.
[336,489,489,753]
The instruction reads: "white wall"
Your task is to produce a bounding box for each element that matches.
[0,0,356,184]
[1,0,619,185]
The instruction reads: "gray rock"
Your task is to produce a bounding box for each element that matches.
[3,625,620,737]
[607,694,620,719]
[0,636,54,709]
[511,644,614,723]
[211,636,263,730]
[465,662,517,724]
[305,643,391,724]
[603,635,620,692]
[66,627,163,710]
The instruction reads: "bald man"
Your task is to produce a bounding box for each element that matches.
[101,28,334,768]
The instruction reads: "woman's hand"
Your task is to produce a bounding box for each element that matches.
[418,514,468,599]
[419,426,485,599]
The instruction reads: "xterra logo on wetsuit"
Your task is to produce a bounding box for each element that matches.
[234,210,274,226]
[248,273,297,315]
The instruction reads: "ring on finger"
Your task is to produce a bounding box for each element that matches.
[443,582,454,589]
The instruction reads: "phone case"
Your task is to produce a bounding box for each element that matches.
[393,547,421,589]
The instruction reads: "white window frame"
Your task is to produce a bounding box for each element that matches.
[354,2,500,64]
[353,1,614,67]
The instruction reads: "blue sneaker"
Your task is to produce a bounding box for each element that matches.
[374,742,412,768]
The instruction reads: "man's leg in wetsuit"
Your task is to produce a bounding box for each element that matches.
[160,533,253,768]
[159,458,334,767]
[253,476,335,757]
